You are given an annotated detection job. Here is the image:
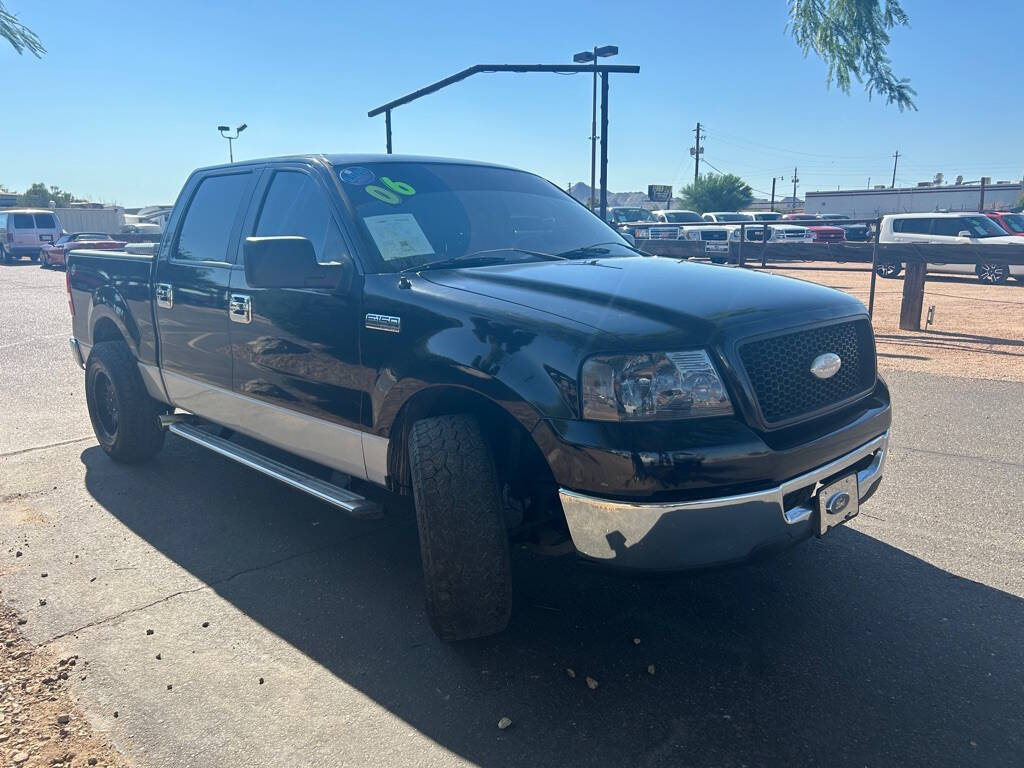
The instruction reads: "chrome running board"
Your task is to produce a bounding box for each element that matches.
[167,422,381,518]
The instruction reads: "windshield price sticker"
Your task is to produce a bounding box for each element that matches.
[363,213,434,261]
[366,177,416,205]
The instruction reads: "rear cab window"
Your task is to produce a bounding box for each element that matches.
[174,173,252,262]
[33,213,57,229]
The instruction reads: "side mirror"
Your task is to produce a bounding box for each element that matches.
[243,236,345,289]
[957,230,972,238]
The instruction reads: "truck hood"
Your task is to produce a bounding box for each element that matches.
[421,256,865,345]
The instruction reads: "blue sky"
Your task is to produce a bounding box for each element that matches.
[3,0,1023,206]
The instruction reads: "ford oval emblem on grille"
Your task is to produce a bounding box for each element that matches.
[810,352,842,379]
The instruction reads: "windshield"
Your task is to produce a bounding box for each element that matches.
[713,213,754,222]
[335,162,627,272]
[961,215,1008,238]
[610,208,653,223]
[998,214,1024,233]
[661,211,703,222]
[751,212,782,221]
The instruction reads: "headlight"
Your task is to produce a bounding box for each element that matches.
[581,350,733,421]
[686,230,701,241]
[728,230,740,241]
[634,228,649,239]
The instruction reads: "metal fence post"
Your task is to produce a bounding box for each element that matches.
[760,223,768,267]
[737,223,745,267]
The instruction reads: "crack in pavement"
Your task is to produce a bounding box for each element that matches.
[0,436,95,458]
[38,520,401,646]
[891,444,1023,469]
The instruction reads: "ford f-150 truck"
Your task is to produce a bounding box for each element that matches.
[67,154,891,641]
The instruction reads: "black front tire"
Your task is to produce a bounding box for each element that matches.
[408,413,512,641]
[85,341,166,463]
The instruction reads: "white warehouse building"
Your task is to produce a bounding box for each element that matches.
[804,181,1023,219]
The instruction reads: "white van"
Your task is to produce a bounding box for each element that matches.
[0,209,63,264]
[877,212,1024,284]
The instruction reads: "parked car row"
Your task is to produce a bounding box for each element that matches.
[40,232,124,268]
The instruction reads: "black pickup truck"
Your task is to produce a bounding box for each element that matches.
[67,154,891,640]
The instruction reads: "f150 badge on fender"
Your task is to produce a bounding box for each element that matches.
[365,313,401,333]
[810,352,842,379]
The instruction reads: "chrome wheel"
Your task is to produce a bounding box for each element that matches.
[976,263,1009,284]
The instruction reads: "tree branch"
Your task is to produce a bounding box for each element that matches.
[1,1,45,57]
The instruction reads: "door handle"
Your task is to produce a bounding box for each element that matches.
[229,293,252,324]
[155,283,173,309]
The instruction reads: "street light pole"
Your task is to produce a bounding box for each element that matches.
[217,123,248,163]
[574,46,618,212]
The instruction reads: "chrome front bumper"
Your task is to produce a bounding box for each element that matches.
[559,431,888,571]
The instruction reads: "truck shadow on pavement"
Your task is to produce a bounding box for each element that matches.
[81,440,1024,768]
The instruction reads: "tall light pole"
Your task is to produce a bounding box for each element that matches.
[217,123,247,163]
[769,175,785,212]
[574,45,618,212]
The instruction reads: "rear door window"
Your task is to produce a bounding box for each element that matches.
[254,171,347,264]
[12,214,35,228]
[893,218,931,234]
[33,213,57,228]
[174,173,251,262]
[931,218,966,237]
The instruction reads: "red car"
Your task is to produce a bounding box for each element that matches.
[781,214,846,243]
[984,211,1024,237]
[40,232,123,268]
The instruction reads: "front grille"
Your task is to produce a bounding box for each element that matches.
[738,319,876,425]
[780,230,807,240]
[700,230,727,241]
[817,232,843,241]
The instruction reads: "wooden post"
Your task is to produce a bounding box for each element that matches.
[899,260,927,331]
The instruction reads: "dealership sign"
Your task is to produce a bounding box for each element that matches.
[647,184,672,203]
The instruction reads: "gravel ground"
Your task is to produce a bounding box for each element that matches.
[1,603,128,768]
[760,261,1024,381]
[1,261,1023,768]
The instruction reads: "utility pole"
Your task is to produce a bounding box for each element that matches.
[690,122,704,185]
[791,167,799,211]
[770,177,778,211]
[891,150,900,189]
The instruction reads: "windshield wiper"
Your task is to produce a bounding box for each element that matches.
[555,241,641,259]
[401,247,565,273]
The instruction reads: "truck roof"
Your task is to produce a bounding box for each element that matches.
[190,153,520,176]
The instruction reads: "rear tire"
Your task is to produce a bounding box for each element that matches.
[1,246,12,264]
[39,251,49,268]
[85,341,166,463]
[875,260,902,278]
[976,263,1009,284]
[408,413,512,641]
[30,251,39,263]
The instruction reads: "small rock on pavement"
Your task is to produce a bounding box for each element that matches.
[647,664,656,675]
[585,677,599,690]
[88,759,98,766]
[145,629,154,635]
[41,572,48,578]
[201,621,210,628]
[565,668,576,679]
[497,717,513,730]
[13,751,28,764]
[155,654,161,660]
[17,617,27,625]
[15,551,22,557]
[258,677,264,685]
[39,599,46,606]
[633,637,641,645]
[57,714,70,725]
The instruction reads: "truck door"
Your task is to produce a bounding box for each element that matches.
[225,164,370,480]
[154,168,257,400]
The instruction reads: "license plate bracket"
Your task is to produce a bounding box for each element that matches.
[817,473,859,537]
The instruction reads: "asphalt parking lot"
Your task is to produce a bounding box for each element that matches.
[2,261,1023,767]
